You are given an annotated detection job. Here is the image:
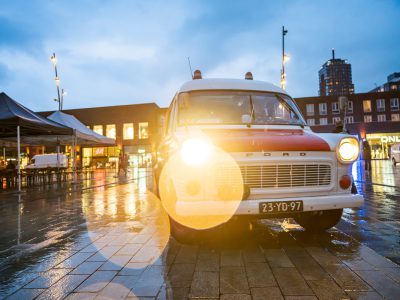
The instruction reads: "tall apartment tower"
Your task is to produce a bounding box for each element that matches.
[318,49,355,96]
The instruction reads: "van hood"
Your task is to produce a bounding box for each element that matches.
[202,129,331,152]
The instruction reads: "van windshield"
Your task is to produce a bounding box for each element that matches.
[178,91,306,126]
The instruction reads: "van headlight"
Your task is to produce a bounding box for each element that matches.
[337,137,359,163]
[180,138,213,166]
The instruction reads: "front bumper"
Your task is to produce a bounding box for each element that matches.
[175,194,364,216]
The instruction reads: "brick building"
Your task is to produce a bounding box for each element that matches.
[295,90,400,159]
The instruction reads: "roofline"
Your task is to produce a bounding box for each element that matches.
[38,101,161,114]
[294,90,400,101]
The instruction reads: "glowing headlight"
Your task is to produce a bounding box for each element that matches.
[337,138,359,163]
[180,138,213,166]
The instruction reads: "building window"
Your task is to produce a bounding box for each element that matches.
[391,98,399,111]
[377,114,386,122]
[332,102,339,114]
[319,103,327,115]
[376,99,385,112]
[344,116,354,124]
[123,123,134,140]
[332,117,341,124]
[320,118,328,125]
[363,100,371,113]
[139,122,149,139]
[306,104,314,116]
[307,119,315,126]
[364,115,372,123]
[106,124,116,139]
[392,114,400,121]
[347,101,353,113]
[93,125,103,135]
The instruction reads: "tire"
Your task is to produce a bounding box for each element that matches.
[393,158,397,166]
[294,209,343,232]
[169,216,200,244]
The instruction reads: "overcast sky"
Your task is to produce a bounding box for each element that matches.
[0,0,399,111]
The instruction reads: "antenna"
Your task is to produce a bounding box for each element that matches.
[187,57,193,79]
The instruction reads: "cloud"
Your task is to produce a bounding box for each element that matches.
[0,0,399,111]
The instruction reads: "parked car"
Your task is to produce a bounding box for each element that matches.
[25,154,68,169]
[154,71,364,242]
[391,143,400,166]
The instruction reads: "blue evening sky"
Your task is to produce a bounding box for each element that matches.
[0,0,399,111]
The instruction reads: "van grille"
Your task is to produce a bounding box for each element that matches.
[216,164,331,189]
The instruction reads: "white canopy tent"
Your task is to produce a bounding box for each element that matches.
[47,111,115,146]
[47,111,116,183]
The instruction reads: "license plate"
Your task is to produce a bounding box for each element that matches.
[259,200,303,213]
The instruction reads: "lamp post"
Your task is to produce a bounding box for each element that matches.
[280,26,288,90]
[50,53,62,110]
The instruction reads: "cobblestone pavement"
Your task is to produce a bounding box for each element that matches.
[0,167,400,299]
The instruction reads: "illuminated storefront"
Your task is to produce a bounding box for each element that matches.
[123,145,152,167]
[82,146,118,168]
[365,133,400,159]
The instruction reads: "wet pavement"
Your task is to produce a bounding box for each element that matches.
[0,163,399,299]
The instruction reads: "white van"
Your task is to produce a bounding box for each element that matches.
[25,154,68,169]
[391,143,400,166]
[154,71,364,242]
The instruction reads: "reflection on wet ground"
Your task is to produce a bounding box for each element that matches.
[345,160,400,265]
[0,167,399,299]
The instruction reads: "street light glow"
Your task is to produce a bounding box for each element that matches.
[284,54,290,63]
[50,54,57,65]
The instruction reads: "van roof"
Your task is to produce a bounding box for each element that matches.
[179,78,288,95]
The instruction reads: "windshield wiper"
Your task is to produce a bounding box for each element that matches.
[247,95,254,128]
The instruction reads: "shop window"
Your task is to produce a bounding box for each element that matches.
[344,116,354,124]
[376,99,385,112]
[139,122,149,139]
[106,124,116,139]
[363,100,371,113]
[332,102,339,114]
[123,123,134,140]
[390,98,399,111]
[319,103,327,115]
[319,118,328,125]
[364,115,372,123]
[306,104,314,116]
[377,114,386,122]
[93,125,103,135]
[347,101,353,113]
[392,114,400,121]
[306,119,315,126]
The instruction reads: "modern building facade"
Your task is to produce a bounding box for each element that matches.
[370,72,400,93]
[40,103,166,168]
[319,49,355,96]
[295,90,400,159]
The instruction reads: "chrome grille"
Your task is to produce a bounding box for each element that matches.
[216,164,331,189]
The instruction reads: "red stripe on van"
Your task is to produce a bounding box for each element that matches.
[203,129,331,152]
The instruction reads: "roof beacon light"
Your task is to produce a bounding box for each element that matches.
[245,72,253,80]
[193,70,202,80]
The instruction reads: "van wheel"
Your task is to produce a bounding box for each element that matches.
[294,209,343,232]
[169,217,200,244]
[393,158,397,166]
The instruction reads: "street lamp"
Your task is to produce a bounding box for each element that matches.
[50,53,62,110]
[280,26,288,90]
